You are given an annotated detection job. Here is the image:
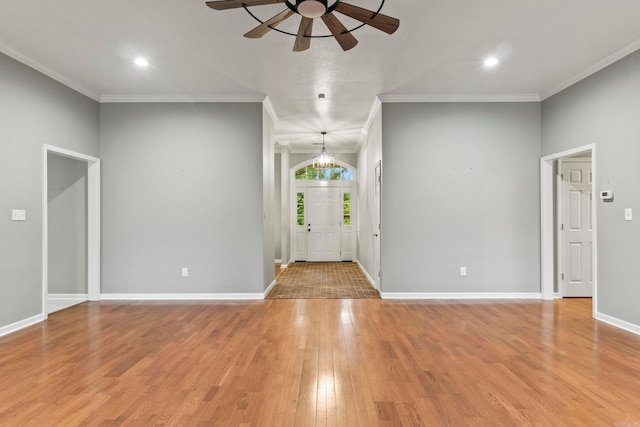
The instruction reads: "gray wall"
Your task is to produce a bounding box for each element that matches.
[48,154,88,294]
[542,50,640,325]
[0,52,99,328]
[381,102,541,293]
[100,103,264,294]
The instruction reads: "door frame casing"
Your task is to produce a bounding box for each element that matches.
[43,145,101,318]
[289,160,357,263]
[540,143,596,317]
[373,160,382,291]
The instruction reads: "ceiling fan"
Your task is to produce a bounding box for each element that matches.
[205,0,399,51]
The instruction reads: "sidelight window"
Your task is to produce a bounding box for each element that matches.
[343,192,351,225]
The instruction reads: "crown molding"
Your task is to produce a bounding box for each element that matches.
[378,93,541,103]
[540,38,640,100]
[0,41,100,101]
[363,97,382,134]
[100,94,266,103]
[263,96,280,123]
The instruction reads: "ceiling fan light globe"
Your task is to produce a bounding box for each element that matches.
[297,0,326,18]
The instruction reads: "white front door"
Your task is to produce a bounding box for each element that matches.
[561,160,593,297]
[307,187,341,261]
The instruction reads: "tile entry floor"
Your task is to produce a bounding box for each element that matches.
[267,262,381,299]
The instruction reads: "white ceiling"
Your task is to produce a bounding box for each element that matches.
[2,0,640,152]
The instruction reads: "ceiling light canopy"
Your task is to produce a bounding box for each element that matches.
[313,132,335,169]
[296,0,327,18]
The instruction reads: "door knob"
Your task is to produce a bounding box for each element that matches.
[374,234,379,237]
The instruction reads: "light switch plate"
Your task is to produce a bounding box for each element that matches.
[625,208,633,221]
[11,209,26,221]
[460,266,467,276]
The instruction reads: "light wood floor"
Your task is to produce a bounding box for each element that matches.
[1,298,639,426]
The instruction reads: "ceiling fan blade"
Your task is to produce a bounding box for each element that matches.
[294,17,313,52]
[206,0,284,11]
[244,9,295,38]
[321,12,358,51]
[334,2,399,34]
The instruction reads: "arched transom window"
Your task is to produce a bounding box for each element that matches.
[294,164,354,181]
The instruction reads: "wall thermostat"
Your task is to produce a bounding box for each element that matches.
[600,190,614,202]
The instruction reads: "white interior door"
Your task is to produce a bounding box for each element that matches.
[561,160,593,297]
[374,161,381,290]
[307,187,341,261]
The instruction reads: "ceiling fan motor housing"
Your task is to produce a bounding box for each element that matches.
[296,0,328,18]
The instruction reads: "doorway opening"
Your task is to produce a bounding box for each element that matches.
[43,145,100,317]
[540,144,596,316]
[290,160,357,263]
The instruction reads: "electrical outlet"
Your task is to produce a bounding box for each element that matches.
[181,267,189,277]
[460,266,467,277]
[11,209,26,221]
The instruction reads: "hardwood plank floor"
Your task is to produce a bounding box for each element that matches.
[1,299,639,426]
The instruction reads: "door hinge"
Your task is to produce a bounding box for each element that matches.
[561,273,565,280]
[561,173,564,180]
[561,223,564,231]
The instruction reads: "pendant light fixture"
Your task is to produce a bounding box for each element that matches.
[312,132,335,169]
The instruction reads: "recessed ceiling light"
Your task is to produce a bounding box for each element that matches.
[483,57,499,68]
[134,57,149,67]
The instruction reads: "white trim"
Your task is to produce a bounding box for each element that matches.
[378,94,541,103]
[275,259,282,264]
[264,280,277,298]
[48,294,89,300]
[43,145,101,318]
[541,38,640,100]
[100,94,266,103]
[356,261,376,288]
[381,292,543,300]
[540,158,555,300]
[0,41,100,101]
[100,293,265,301]
[540,144,597,315]
[362,98,382,135]
[0,314,45,338]
[263,96,279,123]
[280,263,288,269]
[595,312,640,336]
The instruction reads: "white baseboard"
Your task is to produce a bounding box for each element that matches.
[0,313,46,338]
[275,259,282,264]
[380,292,543,300]
[356,261,376,288]
[264,280,277,298]
[280,263,288,269]
[595,312,640,336]
[100,293,265,301]
[48,293,88,300]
